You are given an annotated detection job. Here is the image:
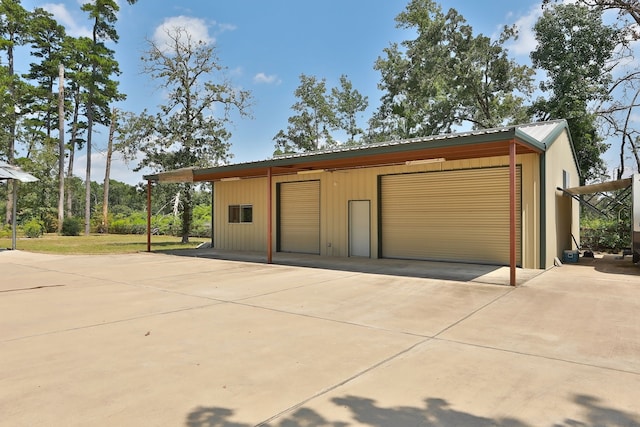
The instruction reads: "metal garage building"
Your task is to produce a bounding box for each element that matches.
[145,120,580,286]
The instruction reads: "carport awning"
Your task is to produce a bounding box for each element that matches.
[143,122,552,183]
[155,167,196,183]
[0,161,39,182]
[560,177,634,219]
[565,178,632,195]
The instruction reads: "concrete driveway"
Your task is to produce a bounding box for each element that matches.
[1,250,639,426]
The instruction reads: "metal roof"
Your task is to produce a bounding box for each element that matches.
[0,161,39,182]
[144,120,571,183]
[565,177,633,195]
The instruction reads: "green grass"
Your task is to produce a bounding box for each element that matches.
[0,233,207,254]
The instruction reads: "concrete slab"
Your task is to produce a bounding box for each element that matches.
[0,281,217,342]
[163,248,545,286]
[244,272,510,336]
[1,250,639,426]
[140,262,358,301]
[1,299,421,426]
[439,256,640,373]
[272,339,640,427]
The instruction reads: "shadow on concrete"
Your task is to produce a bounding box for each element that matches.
[567,253,640,277]
[158,248,543,286]
[184,393,640,426]
[329,395,529,427]
[185,407,246,427]
[558,394,640,427]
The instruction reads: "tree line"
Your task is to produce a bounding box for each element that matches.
[275,0,640,185]
[2,0,640,242]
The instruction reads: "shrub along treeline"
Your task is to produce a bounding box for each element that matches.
[0,178,212,238]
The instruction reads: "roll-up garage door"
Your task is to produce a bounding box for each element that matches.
[381,167,521,265]
[278,180,320,254]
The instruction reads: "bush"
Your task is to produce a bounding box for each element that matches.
[191,221,211,238]
[0,224,11,238]
[41,209,59,233]
[152,214,181,236]
[110,212,147,235]
[23,218,44,238]
[61,217,82,236]
[580,217,629,252]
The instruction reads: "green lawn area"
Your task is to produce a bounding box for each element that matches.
[0,233,207,254]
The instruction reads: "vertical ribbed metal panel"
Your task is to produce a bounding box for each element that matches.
[214,178,267,251]
[280,180,320,254]
[381,167,521,265]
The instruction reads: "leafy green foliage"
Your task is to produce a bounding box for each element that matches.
[531,3,619,182]
[99,203,212,237]
[274,74,369,153]
[274,74,337,153]
[78,0,127,235]
[581,217,629,251]
[61,217,82,236]
[0,223,10,238]
[133,27,251,242]
[22,218,44,238]
[331,75,369,146]
[110,211,146,235]
[370,0,533,140]
[191,204,212,238]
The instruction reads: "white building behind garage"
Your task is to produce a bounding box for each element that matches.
[145,120,580,282]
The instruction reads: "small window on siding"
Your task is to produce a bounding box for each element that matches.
[229,205,252,223]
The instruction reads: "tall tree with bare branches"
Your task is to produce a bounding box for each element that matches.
[134,27,252,242]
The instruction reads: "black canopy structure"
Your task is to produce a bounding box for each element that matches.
[0,161,39,250]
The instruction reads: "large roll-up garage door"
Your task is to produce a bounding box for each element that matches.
[381,167,521,265]
[278,180,320,254]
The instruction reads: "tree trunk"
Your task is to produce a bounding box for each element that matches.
[5,42,15,225]
[66,92,80,217]
[102,108,117,233]
[84,109,92,235]
[57,64,65,233]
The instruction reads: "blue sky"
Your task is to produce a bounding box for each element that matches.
[17,1,564,184]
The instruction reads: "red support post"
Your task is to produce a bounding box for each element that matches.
[267,168,273,264]
[509,140,517,286]
[146,180,152,252]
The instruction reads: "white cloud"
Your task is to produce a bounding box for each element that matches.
[506,0,589,57]
[507,4,542,56]
[253,72,281,85]
[41,3,92,38]
[153,16,215,50]
[74,151,151,186]
[217,23,237,33]
[230,66,244,78]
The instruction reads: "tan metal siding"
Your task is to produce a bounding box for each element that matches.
[216,154,538,268]
[279,180,320,254]
[380,167,522,265]
[544,130,581,268]
[214,178,267,251]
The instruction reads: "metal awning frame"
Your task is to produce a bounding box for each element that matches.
[559,177,634,219]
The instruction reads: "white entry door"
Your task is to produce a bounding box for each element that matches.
[349,200,370,257]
